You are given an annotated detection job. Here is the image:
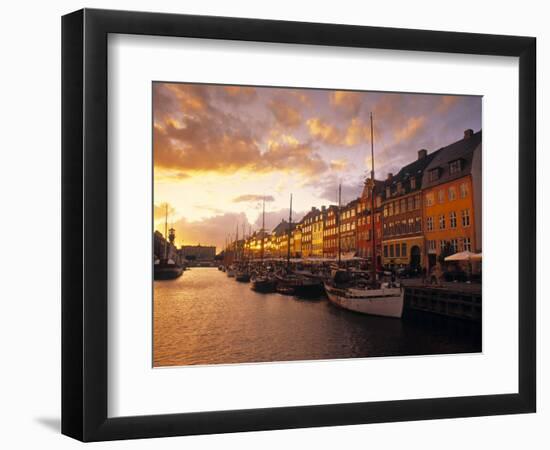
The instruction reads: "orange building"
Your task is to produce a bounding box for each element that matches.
[422,129,482,269]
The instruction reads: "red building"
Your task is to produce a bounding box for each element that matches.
[357,178,384,267]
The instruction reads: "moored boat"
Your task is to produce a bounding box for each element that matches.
[154,259,184,280]
[324,112,404,318]
[252,275,277,293]
[324,270,403,318]
[235,268,251,282]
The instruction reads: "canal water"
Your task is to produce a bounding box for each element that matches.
[153,268,481,367]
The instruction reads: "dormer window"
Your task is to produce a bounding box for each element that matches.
[397,182,402,193]
[428,168,439,182]
[410,177,416,189]
[386,187,391,198]
[449,159,462,175]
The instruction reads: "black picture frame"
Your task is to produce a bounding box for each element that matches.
[61,8,536,442]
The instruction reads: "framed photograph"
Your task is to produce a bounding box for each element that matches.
[62,8,536,441]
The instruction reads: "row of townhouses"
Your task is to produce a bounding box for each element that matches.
[229,129,481,270]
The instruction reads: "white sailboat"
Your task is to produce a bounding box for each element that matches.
[324,112,404,318]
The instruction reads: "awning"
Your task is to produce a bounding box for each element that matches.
[444,251,476,262]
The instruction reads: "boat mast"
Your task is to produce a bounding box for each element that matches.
[235,223,239,263]
[163,203,168,261]
[370,112,376,285]
[286,193,293,269]
[338,184,342,266]
[260,197,265,262]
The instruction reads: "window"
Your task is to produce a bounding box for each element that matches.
[450,239,458,253]
[400,198,406,213]
[397,182,402,193]
[410,177,416,189]
[408,196,414,211]
[408,218,414,233]
[463,237,472,251]
[415,217,422,232]
[414,194,421,210]
[460,182,469,198]
[396,244,401,257]
[402,243,407,257]
[427,240,436,251]
[448,186,456,201]
[388,203,394,216]
[426,216,434,231]
[450,211,457,228]
[462,209,471,227]
[394,201,400,215]
[402,219,407,235]
[383,205,388,217]
[439,214,446,230]
[386,187,391,198]
[429,168,439,182]
[439,240,447,252]
[438,189,445,203]
[389,244,394,257]
[425,193,434,206]
[449,159,462,175]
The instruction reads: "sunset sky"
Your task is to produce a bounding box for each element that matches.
[153,82,481,251]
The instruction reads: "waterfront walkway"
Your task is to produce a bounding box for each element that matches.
[400,278,482,294]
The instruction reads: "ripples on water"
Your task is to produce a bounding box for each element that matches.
[153,268,481,367]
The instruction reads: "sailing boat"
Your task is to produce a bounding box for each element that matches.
[154,204,184,280]
[252,196,277,293]
[236,223,252,282]
[324,113,404,318]
[275,194,324,298]
[226,225,238,277]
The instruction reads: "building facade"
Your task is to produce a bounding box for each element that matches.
[340,199,359,255]
[323,205,339,258]
[381,149,437,269]
[180,244,216,261]
[421,129,482,269]
[357,178,384,266]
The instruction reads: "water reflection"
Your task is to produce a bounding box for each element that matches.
[153,268,480,367]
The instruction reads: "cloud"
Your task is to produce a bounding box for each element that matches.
[306,117,370,147]
[393,116,427,143]
[219,86,258,104]
[165,212,252,251]
[153,83,328,178]
[329,159,348,171]
[154,202,177,221]
[268,99,302,128]
[315,174,365,205]
[253,208,306,231]
[233,194,275,203]
[330,91,363,116]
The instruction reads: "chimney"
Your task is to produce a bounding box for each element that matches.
[321,205,326,212]
[418,149,428,160]
[387,173,393,181]
[464,129,474,139]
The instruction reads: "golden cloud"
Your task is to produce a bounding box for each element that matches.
[330,91,363,116]
[393,116,427,142]
[269,99,302,127]
[306,117,369,148]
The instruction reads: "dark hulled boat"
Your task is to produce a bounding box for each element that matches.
[251,275,277,293]
[154,204,183,281]
[154,259,183,280]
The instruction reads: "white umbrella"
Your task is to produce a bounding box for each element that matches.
[471,253,482,261]
[444,251,476,262]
